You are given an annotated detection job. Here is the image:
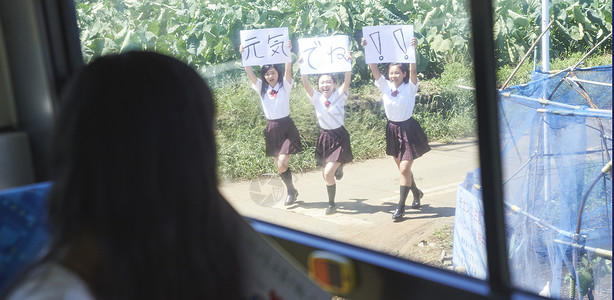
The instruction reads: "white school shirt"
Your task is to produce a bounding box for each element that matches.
[374,75,418,122]
[308,89,347,130]
[6,262,95,300]
[251,78,293,120]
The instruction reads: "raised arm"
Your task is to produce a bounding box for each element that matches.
[341,70,352,94]
[298,53,314,97]
[409,63,417,85]
[244,66,258,85]
[284,40,293,83]
[368,64,381,81]
[239,44,258,85]
[409,38,418,85]
[361,38,381,80]
[301,74,314,98]
[340,52,352,94]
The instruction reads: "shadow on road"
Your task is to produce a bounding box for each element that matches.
[286,198,456,219]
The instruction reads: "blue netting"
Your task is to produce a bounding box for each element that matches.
[454,65,612,298]
[500,65,612,298]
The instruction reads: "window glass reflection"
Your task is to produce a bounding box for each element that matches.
[73,0,482,277]
[494,0,612,298]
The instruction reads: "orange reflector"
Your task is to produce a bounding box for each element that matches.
[308,250,356,295]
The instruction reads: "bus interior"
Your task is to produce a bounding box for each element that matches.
[0,0,611,299]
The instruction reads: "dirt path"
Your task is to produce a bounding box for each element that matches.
[220,138,479,269]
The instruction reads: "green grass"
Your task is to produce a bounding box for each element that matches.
[432,223,454,248]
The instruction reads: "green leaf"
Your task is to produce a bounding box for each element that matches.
[338,5,350,30]
[394,0,413,12]
[120,29,134,51]
[423,8,437,28]
[555,20,574,43]
[578,268,594,296]
[102,38,119,55]
[197,38,207,56]
[586,8,605,27]
[493,18,503,38]
[214,39,226,55]
[569,23,585,41]
[426,26,438,42]
[507,9,529,27]
[327,15,339,29]
[573,5,596,31]
[168,24,180,34]
[246,10,259,27]
[432,36,453,53]
[450,35,466,47]
[186,33,198,56]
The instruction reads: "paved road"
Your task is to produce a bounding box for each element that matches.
[220,138,480,262]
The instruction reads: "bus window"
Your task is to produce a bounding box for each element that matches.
[69,1,614,299]
[494,1,613,298]
[71,0,482,278]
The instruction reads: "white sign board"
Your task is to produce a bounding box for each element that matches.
[240,28,291,66]
[362,25,415,64]
[452,185,487,280]
[298,35,351,75]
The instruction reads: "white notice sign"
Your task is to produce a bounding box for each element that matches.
[362,25,415,64]
[298,35,351,75]
[240,28,292,66]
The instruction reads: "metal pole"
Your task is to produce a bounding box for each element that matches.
[541,1,551,238]
[541,0,550,71]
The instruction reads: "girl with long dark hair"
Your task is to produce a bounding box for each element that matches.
[362,37,431,221]
[239,41,303,206]
[4,52,242,299]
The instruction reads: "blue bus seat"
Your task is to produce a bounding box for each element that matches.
[0,182,51,293]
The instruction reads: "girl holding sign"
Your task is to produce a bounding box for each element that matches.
[361,37,430,221]
[299,55,354,215]
[239,41,303,206]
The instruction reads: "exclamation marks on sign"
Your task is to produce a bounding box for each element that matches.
[393,29,409,60]
[368,32,384,61]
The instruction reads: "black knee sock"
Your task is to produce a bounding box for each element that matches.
[280,168,295,193]
[327,184,336,205]
[399,185,410,206]
[409,174,420,197]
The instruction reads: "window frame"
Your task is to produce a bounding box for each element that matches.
[6,0,549,298]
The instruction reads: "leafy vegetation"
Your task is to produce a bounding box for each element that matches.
[74,0,612,79]
[73,0,612,179]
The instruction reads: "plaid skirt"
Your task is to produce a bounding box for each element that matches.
[264,116,303,157]
[315,126,353,166]
[386,117,430,161]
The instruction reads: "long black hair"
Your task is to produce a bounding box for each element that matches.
[259,64,284,98]
[384,63,410,83]
[45,52,241,299]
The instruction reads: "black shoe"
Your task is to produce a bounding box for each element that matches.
[334,164,344,180]
[411,189,424,209]
[284,190,298,206]
[325,204,337,215]
[392,204,405,220]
